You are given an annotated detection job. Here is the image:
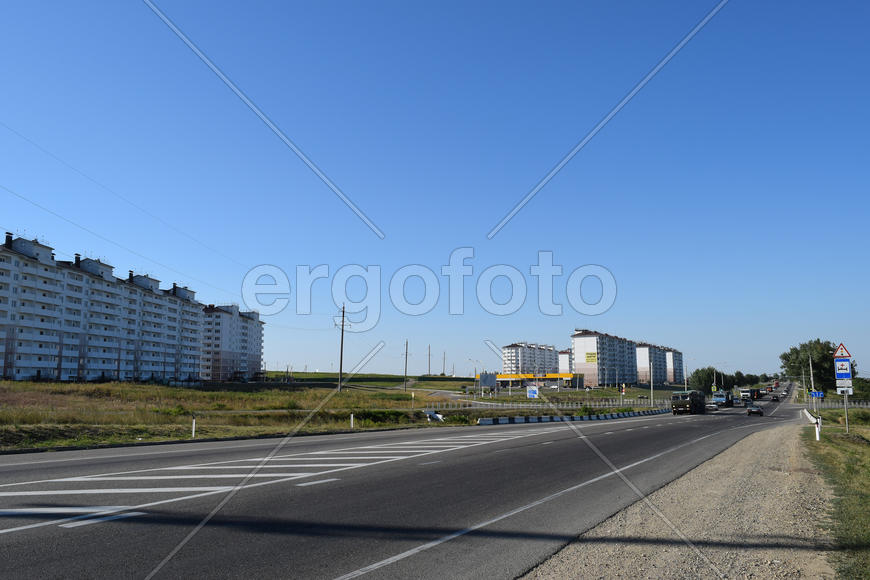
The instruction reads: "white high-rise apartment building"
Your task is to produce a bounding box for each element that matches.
[558,348,574,374]
[665,349,684,384]
[636,343,668,387]
[0,233,202,381]
[201,304,264,381]
[501,342,558,374]
[571,330,638,387]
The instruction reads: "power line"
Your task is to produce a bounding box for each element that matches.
[1,182,238,299]
[0,120,245,267]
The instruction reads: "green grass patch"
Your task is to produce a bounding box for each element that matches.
[803,418,870,579]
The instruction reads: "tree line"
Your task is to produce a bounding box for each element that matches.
[688,367,771,394]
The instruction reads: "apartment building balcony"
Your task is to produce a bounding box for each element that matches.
[23,318,63,330]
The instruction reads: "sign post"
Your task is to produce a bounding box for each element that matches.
[834,343,852,434]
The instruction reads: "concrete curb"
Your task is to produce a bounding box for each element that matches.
[477,408,669,426]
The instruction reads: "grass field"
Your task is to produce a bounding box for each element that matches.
[803,409,870,579]
[0,380,644,450]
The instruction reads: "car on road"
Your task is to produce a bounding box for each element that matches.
[705,401,719,412]
[771,395,779,402]
[747,403,764,416]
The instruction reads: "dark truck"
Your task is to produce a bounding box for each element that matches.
[672,390,706,415]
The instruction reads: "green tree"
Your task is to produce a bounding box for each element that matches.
[689,367,716,394]
[778,339,854,393]
[759,373,770,383]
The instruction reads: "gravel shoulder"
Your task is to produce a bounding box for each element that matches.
[523,423,835,579]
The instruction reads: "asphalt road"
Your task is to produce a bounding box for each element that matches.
[0,397,802,579]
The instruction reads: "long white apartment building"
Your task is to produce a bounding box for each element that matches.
[571,329,638,387]
[636,343,669,387]
[201,304,264,381]
[665,348,685,384]
[0,233,202,381]
[501,342,558,374]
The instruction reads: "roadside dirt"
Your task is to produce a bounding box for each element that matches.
[523,423,835,579]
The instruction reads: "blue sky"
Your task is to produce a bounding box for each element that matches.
[1,1,867,376]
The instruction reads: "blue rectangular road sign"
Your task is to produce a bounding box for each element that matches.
[810,391,824,398]
[835,358,852,380]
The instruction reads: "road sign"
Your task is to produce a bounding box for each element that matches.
[833,343,851,358]
[835,357,852,380]
[526,386,538,399]
[837,387,854,395]
[837,379,853,387]
[810,391,824,398]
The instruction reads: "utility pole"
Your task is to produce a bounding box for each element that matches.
[403,340,408,392]
[337,304,346,393]
[809,356,816,414]
[442,351,445,375]
[428,344,431,376]
[649,359,654,407]
[801,367,806,406]
[683,361,688,390]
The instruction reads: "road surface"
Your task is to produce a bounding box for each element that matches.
[0,398,800,579]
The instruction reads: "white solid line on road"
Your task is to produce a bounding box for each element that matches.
[0,506,129,515]
[161,464,364,470]
[0,487,233,496]
[541,442,553,445]
[296,479,340,487]
[603,432,614,435]
[418,461,441,465]
[60,474,314,481]
[59,511,146,528]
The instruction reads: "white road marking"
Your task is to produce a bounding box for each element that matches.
[332,422,770,580]
[60,474,314,481]
[160,464,363,470]
[0,506,129,515]
[296,479,340,487]
[0,427,579,534]
[541,441,553,445]
[60,511,146,528]
[0,487,233,496]
[418,461,441,465]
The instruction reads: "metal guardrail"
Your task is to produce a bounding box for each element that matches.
[430,398,670,411]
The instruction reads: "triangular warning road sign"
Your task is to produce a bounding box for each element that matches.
[833,343,851,358]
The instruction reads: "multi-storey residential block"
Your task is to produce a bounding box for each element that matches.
[571,329,638,387]
[665,348,684,384]
[201,304,264,381]
[636,343,668,387]
[501,342,558,374]
[0,233,202,381]
[558,348,574,374]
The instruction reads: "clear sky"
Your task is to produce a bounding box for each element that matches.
[1,1,867,377]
